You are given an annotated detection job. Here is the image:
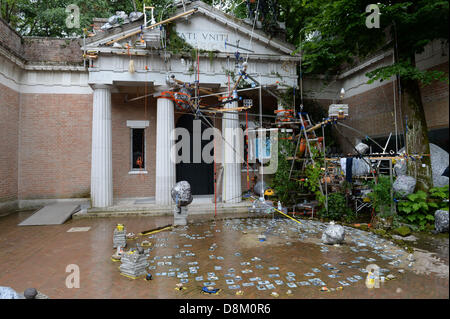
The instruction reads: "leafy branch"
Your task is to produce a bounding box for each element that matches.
[366,61,449,86]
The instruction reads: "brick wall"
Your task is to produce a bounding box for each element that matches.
[421,62,449,130]
[18,93,92,199]
[112,94,156,198]
[22,37,83,64]
[0,82,19,203]
[0,17,24,59]
[1,18,83,64]
[339,81,398,152]
[334,62,449,153]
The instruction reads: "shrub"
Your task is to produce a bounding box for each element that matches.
[319,192,354,222]
[397,186,449,231]
[271,133,300,206]
[367,175,392,215]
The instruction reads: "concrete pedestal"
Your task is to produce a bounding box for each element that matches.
[174,206,188,226]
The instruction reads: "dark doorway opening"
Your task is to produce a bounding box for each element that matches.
[175,114,214,195]
[131,128,145,169]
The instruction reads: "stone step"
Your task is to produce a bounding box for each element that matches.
[73,202,253,219]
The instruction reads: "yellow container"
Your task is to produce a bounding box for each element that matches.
[117,224,124,231]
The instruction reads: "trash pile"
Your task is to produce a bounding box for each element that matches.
[0,287,48,299]
[101,11,144,31]
[119,249,149,278]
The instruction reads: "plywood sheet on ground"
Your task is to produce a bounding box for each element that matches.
[18,203,80,226]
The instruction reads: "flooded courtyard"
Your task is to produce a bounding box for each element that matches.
[0,210,448,299]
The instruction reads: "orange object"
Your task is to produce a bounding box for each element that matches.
[298,138,306,156]
[136,156,143,168]
[160,91,191,110]
[274,109,294,113]
[322,176,331,184]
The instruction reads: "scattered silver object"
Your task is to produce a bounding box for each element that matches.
[392,175,416,197]
[253,180,269,197]
[435,210,449,233]
[322,222,345,245]
[355,142,369,154]
[0,287,24,299]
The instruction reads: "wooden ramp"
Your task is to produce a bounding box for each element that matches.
[18,203,80,226]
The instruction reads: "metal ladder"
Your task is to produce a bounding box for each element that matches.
[288,112,325,197]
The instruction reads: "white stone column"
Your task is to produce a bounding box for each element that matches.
[155,97,176,205]
[91,85,113,207]
[222,91,242,203]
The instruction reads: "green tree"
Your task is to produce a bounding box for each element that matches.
[228,1,448,192]
[283,0,448,191]
[1,0,173,37]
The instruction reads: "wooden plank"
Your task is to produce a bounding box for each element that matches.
[203,106,251,112]
[18,203,80,226]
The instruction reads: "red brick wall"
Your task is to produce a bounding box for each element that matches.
[112,94,156,198]
[340,81,398,146]
[18,93,92,199]
[332,63,448,153]
[0,17,24,59]
[421,62,449,130]
[0,82,19,203]
[22,37,83,64]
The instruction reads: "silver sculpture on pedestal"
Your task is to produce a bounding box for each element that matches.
[171,181,193,226]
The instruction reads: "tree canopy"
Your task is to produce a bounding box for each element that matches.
[273,0,448,83]
[0,0,174,37]
[5,0,448,82]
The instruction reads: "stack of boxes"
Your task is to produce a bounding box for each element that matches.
[119,250,149,278]
[113,224,127,248]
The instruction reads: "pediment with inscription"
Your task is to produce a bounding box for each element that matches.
[84,1,296,58]
[174,13,286,56]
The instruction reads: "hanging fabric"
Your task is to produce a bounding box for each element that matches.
[345,157,353,183]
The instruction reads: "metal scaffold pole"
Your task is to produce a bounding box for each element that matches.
[322,123,328,214]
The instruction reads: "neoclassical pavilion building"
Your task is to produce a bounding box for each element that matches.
[0,1,300,213]
[1,1,447,215]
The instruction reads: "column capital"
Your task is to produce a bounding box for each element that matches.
[90,83,113,90]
